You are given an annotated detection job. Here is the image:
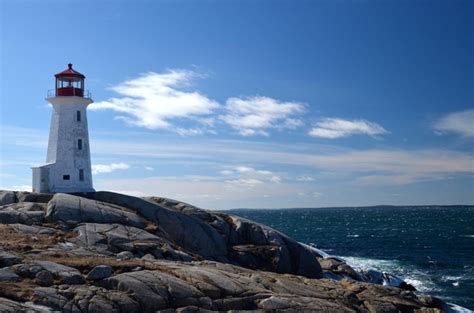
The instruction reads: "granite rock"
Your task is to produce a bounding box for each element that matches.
[0,190,455,312]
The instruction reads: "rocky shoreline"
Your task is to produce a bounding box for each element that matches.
[0,190,460,312]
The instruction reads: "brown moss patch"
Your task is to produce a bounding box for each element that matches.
[37,253,172,274]
[216,212,236,229]
[0,280,36,302]
[0,225,77,251]
[143,221,159,233]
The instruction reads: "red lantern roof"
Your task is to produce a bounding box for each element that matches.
[54,63,85,79]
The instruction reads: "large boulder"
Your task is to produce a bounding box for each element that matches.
[32,261,85,285]
[46,193,145,228]
[0,297,45,313]
[85,265,113,281]
[147,197,323,278]
[83,192,228,259]
[0,204,44,225]
[0,268,20,282]
[0,191,16,206]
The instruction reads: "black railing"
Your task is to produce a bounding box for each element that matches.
[47,89,92,99]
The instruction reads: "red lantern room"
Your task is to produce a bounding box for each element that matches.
[54,63,86,97]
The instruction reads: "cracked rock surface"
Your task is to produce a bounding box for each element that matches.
[0,190,454,312]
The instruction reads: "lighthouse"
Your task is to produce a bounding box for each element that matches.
[32,64,95,193]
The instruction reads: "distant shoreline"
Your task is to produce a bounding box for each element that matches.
[223,204,474,211]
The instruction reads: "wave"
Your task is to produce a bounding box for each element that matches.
[448,304,473,313]
[338,255,438,293]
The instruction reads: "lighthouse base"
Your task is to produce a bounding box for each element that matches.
[32,163,95,193]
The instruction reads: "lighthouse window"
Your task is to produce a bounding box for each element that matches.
[78,139,83,150]
[63,175,70,180]
[79,169,84,181]
[76,111,81,122]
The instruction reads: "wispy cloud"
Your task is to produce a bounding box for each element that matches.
[3,125,473,189]
[220,96,305,136]
[90,70,219,132]
[94,175,302,209]
[434,109,474,137]
[309,118,388,139]
[92,163,130,175]
[353,174,445,186]
[11,185,32,191]
[89,71,308,137]
[86,135,473,175]
[296,175,315,182]
[224,166,282,187]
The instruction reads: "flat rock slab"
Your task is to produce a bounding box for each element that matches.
[33,285,139,313]
[9,223,57,235]
[72,223,186,259]
[94,260,440,312]
[0,297,46,313]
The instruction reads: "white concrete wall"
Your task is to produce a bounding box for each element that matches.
[36,96,95,193]
[32,164,52,193]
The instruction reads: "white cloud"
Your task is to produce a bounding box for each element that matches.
[225,178,264,187]
[94,175,304,209]
[296,175,315,182]
[296,191,323,198]
[90,70,219,132]
[353,174,444,186]
[12,185,32,191]
[145,166,154,171]
[309,118,388,139]
[92,163,130,175]
[85,137,473,184]
[224,166,282,187]
[221,96,305,136]
[3,125,473,190]
[434,109,474,137]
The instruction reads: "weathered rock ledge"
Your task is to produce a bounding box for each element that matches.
[0,190,456,312]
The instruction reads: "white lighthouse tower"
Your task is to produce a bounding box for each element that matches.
[32,64,95,193]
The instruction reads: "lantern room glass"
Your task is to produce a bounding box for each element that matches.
[56,78,84,89]
[55,77,84,97]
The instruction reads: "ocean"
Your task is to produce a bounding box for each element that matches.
[227,206,474,310]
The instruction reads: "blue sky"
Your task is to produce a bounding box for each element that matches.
[0,0,473,209]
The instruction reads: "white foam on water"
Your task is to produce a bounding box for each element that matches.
[301,245,471,310]
[403,277,433,292]
[441,275,464,282]
[338,256,399,271]
[25,302,53,312]
[339,255,438,293]
[448,303,473,313]
[302,243,330,257]
[347,234,360,238]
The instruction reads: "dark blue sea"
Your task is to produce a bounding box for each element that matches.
[227,206,474,310]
